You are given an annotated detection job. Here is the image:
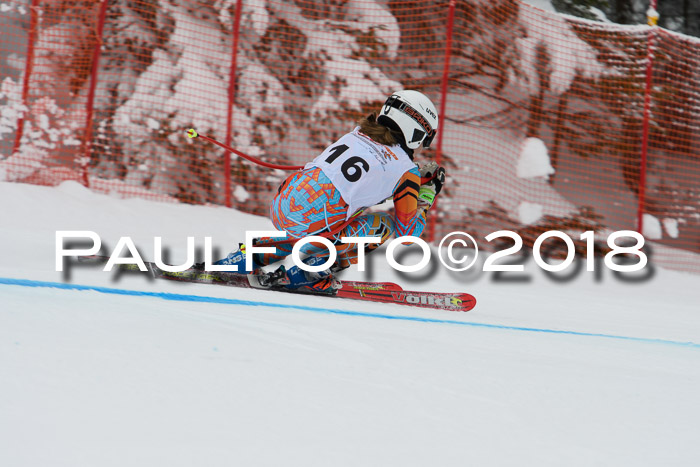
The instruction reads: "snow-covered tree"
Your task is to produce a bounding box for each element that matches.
[551,0,609,21]
[89,0,167,180]
[552,0,700,38]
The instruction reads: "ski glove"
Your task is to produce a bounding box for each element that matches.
[419,161,439,179]
[417,162,446,208]
[419,162,446,193]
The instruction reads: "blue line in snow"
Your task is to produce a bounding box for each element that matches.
[1,276,699,349]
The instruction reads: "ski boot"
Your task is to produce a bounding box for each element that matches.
[282,265,341,295]
[255,265,291,288]
[261,256,342,295]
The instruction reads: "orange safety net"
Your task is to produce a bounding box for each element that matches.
[1,0,699,272]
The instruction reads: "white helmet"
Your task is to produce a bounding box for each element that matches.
[377,90,439,150]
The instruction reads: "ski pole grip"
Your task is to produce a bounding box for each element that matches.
[420,172,437,185]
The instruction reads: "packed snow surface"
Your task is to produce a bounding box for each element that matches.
[1,181,700,466]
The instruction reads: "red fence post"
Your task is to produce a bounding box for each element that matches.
[430,0,456,243]
[80,0,109,188]
[12,0,39,156]
[224,0,244,208]
[637,2,659,234]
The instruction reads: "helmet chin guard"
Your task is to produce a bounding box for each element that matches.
[377,90,439,150]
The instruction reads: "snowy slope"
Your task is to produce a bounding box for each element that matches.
[1,181,700,466]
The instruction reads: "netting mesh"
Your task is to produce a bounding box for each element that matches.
[1,0,699,272]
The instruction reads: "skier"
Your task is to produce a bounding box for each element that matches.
[213,90,446,294]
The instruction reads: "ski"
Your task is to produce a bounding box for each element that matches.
[77,255,476,312]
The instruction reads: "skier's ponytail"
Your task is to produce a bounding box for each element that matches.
[357,113,400,146]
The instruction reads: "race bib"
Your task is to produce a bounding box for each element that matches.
[305,128,415,219]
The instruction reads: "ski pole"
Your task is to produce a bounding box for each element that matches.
[186,128,303,171]
[185,128,437,184]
